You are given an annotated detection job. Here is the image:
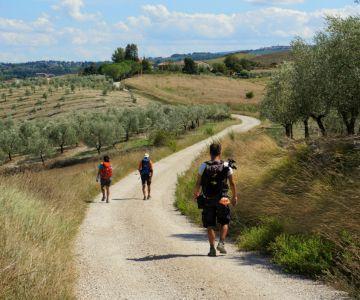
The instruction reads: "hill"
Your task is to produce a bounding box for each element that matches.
[0,75,149,122]
[0,61,103,80]
[124,74,266,110]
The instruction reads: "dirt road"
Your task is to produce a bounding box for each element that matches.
[75,115,343,299]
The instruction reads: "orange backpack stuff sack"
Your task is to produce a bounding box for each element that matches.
[100,162,113,180]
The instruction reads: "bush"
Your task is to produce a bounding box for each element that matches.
[237,218,283,252]
[150,130,174,147]
[270,234,333,276]
[245,91,254,99]
[166,139,177,152]
[204,125,214,136]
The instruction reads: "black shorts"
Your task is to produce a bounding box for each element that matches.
[202,200,231,228]
[100,178,111,187]
[141,174,152,185]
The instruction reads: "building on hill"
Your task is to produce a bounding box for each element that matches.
[35,73,55,78]
[157,60,212,71]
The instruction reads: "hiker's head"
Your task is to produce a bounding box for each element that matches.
[103,155,110,162]
[209,142,222,159]
[144,153,150,159]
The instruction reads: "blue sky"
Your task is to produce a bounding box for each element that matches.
[0,0,359,62]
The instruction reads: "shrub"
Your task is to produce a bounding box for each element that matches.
[204,125,214,136]
[166,139,177,152]
[102,89,108,96]
[237,217,283,252]
[245,91,254,99]
[228,130,235,141]
[150,130,174,147]
[270,234,333,276]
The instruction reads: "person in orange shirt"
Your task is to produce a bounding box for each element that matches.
[138,153,154,200]
[96,155,113,203]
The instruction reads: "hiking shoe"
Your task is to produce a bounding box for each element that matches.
[208,246,217,257]
[143,196,147,200]
[101,196,105,202]
[217,241,227,254]
[147,195,151,200]
[106,199,109,203]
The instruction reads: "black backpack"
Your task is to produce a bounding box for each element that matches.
[201,160,229,200]
[141,157,151,175]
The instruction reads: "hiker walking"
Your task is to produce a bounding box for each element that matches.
[96,155,113,203]
[194,143,238,257]
[138,153,154,200]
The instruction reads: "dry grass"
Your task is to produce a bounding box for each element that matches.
[176,127,359,295]
[205,52,255,64]
[0,117,238,299]
[125,74,265,106]
[0,84,149,121]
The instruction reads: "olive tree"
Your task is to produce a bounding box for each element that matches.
[318,16,360,134]
[261,63,299,138]
[83,117,116,154]
[49,119,78,153]
[0,126,21,161]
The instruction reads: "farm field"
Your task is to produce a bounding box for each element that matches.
[125,74,266,107]
[0,75,150,122]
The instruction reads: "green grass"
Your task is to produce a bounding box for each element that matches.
[237,218,283,252]
[270,234,333,276]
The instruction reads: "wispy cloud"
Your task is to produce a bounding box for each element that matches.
[245,0,304,5]
[52,0,98,21]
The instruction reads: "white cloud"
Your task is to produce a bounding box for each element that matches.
[114,4,360,44]
[53,0,97,21]
[245,0,304,5]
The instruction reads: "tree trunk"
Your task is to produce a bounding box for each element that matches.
[40,153,45,165]
[285,124,291,138]
[341,113,357,135]
[126,131,129,141]
[290,124,294,139]
[60,144,64,154]
[97,146,101,154]
[8,152,12,161]
[303,118,310,139]
[311,115,326,136]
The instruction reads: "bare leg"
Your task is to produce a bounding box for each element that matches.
[105,186,110,203]
[101,186,105,201]
[142,184,146,199]
[220,224,229,242]
[147,183,151,198]
[207,228,216,247]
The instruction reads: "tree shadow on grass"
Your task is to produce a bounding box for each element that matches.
[127,254,206,262]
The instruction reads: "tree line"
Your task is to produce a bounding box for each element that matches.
[0,104,230,163]
[261,16,360,137]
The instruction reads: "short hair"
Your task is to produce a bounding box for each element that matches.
[103,155,110,162]
[210,143,222,157]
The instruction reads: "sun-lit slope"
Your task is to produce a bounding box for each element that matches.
[0,77,150,122]
[125,74,265,106]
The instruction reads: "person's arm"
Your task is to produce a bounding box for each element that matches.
[150,160,154,176]
[193,174,202,200]
[229,174,238,206]
[96,165,101,182]
[138,161,142,173]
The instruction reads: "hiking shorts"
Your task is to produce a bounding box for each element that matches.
[100,178,111,187]
[141,174,152,185]
[202,201,231,228]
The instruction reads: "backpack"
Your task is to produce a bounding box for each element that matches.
[100,162,112,179]
[201,160,229,200]
[140,157,151,175]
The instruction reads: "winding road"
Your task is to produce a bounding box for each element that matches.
[75,115,343,300]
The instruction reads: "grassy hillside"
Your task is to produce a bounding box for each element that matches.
[0,75,149,122]
[250,51,293,67]
[175,128,359,296]
[205,52,255,64]
[125,74,265,109]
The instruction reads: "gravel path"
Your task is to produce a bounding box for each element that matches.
[75,115,345,300]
